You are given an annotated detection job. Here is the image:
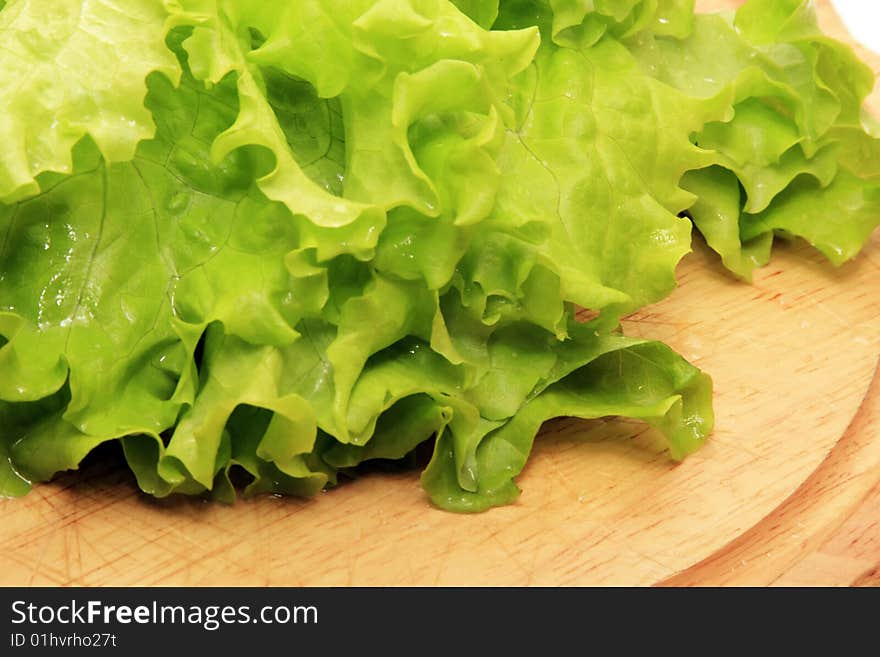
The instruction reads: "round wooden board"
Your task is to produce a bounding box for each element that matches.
[1,0,878,587]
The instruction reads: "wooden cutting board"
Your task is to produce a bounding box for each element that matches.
[1,0,878,587]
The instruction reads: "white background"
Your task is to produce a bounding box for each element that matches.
[831,0,880,54]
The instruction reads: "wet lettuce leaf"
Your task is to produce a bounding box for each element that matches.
[0,0,180,203]
[0,0,875,511]
[631,0,880,279]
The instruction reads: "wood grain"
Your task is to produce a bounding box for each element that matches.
[657,0,880,588]
[0,0,878,587]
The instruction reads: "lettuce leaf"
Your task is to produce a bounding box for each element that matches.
[0,0,875,511]
[0,0,180,203]
[631,0,880,279]
[489,24,724,322]
[423,333,712,511]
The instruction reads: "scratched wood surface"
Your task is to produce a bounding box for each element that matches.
[1,1,879,587]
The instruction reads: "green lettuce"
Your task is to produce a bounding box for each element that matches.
[0,0,180,203]
[630,0,880,278]
[0,0,875,511]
